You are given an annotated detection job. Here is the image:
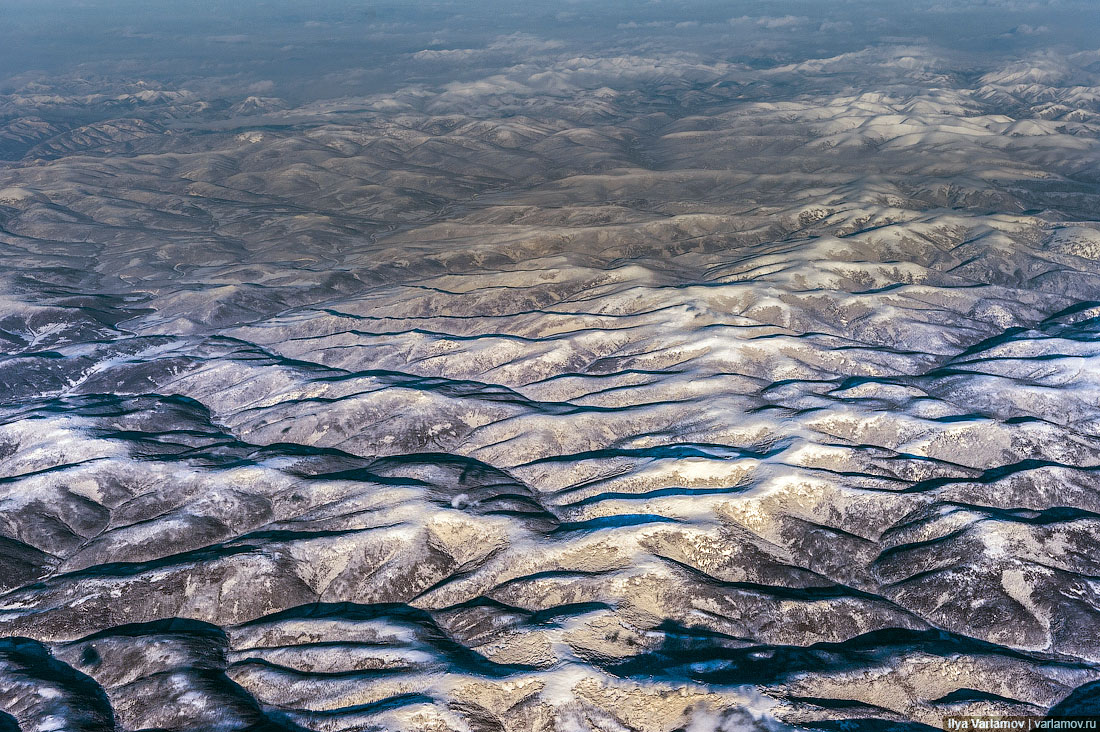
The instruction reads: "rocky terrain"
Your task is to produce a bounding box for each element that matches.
[2,7,1100,730]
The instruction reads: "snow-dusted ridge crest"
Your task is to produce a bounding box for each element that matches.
[2,38,1100,732]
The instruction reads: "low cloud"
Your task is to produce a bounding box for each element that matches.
[730,15,810,30]
[412,33,563,63]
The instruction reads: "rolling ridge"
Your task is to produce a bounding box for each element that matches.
[2,36,1100,732]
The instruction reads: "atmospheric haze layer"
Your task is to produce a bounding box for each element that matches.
[1,1,1100,731]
